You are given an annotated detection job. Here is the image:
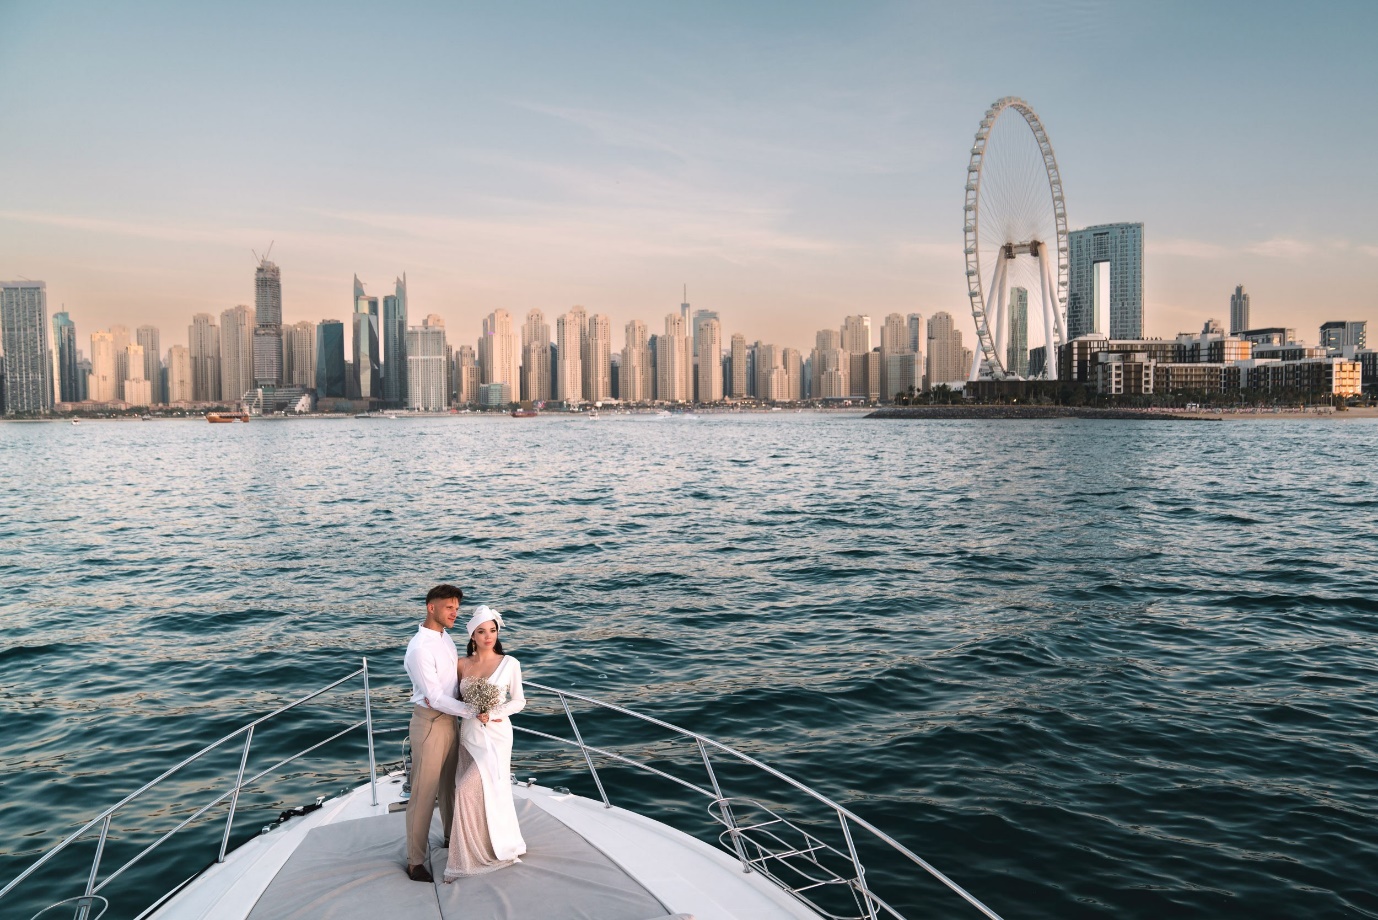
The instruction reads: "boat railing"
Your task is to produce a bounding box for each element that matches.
[0,659,380,920]
[511,681,1004,920]
[2,666,1002,920]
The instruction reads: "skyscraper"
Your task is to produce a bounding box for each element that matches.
[110,325,131,401]
[556,307,585,404]
[782,348,803,401]
[136,325,162,403]
[521,309,552,403]
[166,345,192,403]
[907,313,924,355]
[810,329,848,399]
[1229,284,1250,336]
[1067,222,1144,339]
[729,333,748,398]
[454,345,478,405]
[696,317,723,403]
[585,314,613,403]
[89,330,117,402]
[1006,288,1029,377]
[122,342,152,407]
[406,321,447,411]
[879,313,910,402]
[478,309,519,393]
[220,304,255,405]
[284,320,317,387]
[382,275,408,408]
[656,312,691,402]
[926,312,967,386]
[621,319,651,403]
[352,276,381,402]
[252,257,283,387]
[841,315,872,399]
[51,311,78,403]
[315,320,346,398]
[189,313,221,402]
[0,281,52,413]
[691,308,719,400]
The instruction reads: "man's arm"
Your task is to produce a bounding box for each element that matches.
[407,642,473,718]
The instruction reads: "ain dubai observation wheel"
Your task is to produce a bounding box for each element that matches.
[963,97,1069,380]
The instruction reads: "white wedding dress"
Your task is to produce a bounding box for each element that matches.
[443,655,527,880]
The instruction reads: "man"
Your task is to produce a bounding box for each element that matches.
[402,584,467,882]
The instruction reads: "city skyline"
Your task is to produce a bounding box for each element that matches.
[2,3,1376,348]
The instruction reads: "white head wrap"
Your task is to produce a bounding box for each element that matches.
[465,604,505,637]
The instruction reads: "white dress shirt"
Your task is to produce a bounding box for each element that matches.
[404,625,468,717]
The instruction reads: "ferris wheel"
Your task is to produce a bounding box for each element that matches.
[963,97,1069,380]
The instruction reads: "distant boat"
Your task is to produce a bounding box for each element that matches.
[207,412,250,424]
[511,408,538,417]
[588,408,600,420]
[70,419,80,425]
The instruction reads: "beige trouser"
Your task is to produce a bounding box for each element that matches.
[405,704,458,867]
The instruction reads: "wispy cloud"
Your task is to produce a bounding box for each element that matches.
[1150,236,1373,261]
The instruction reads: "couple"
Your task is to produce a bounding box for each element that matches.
[403,584,527,883]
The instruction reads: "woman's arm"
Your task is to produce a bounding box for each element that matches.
[489,660,526,720]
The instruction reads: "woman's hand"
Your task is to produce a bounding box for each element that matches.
[478,712,489,725]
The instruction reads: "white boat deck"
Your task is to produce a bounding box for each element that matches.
[149,773,821,920]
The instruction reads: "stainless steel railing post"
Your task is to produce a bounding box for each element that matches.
[218,726,254,863]
[77,814,111,920]
[558,693,610,808]
[697,739,751,874]
[838,809,879,920]
[363,658,378,806]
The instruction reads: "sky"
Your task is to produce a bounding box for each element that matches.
[2,0,1376,356]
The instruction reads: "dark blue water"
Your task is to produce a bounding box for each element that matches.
[2,415,1376,919]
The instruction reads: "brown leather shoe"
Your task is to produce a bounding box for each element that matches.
[407,863,434,883]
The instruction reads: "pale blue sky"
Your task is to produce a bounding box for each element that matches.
[2,1,1374,353]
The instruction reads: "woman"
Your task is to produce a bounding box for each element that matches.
[440,604,527,879]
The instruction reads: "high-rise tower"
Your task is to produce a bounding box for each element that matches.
[252,257,283,387]
[315,320,347,398]
[189,313,222,402]
[1067,223,1144,339]
[382,274,408,408]
[136,325,162,403]
[521,309,552,403]
[220,305,255,405]
[1006,288,1029,377]
[51,311,78,403]
[352,276,381,401]
[1229,285,1250,336]
[0,281,52,413]
[556,307,586,404]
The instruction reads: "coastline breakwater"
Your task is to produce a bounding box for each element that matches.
[866,405,1214,420]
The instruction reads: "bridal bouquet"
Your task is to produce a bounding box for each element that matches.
[464,679,504,720]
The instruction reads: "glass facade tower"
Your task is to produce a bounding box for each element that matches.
[315,320,347,398]
[0,280,53,414]
[352,276,381,401]
[1067,223,1144,340]
[51,311,79,403]
[382,274,408,408]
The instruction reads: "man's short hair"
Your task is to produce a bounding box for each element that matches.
[426,584,463,605]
